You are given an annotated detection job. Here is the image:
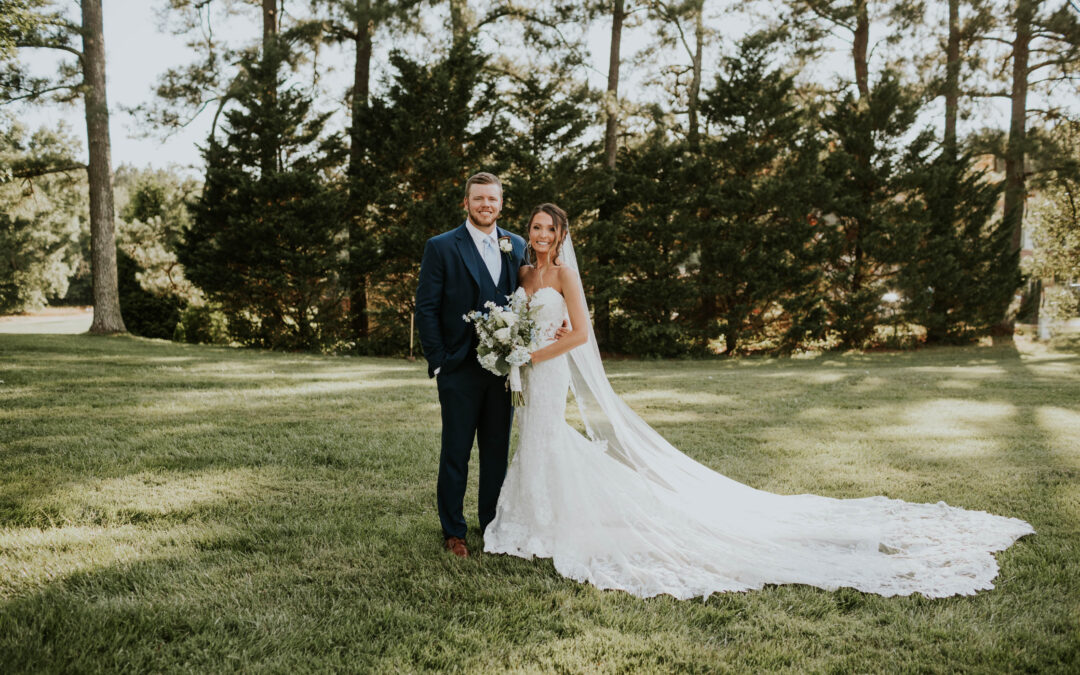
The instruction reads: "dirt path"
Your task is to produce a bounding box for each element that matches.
[0,307,94,334]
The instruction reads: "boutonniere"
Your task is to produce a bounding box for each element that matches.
[498,235,513,255]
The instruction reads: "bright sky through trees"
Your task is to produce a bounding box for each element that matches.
[11,0,1031,175]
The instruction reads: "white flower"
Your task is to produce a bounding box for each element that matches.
[479,352,500,372]
[498,309,517,327]
[499,236,513,253]
[506,345,531,367]
[494,327,511,342]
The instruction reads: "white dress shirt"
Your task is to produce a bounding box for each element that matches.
[466,218,502,284]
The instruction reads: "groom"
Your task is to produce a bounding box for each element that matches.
[415,172,526,558]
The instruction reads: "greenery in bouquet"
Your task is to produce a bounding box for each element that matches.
[463,287,537,378]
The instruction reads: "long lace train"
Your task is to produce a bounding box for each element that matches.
[483,288,1034,600]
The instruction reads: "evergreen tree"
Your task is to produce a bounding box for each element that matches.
[607,132,697,357]
[499,66,597,226]
[819,73,925,348]
[352,41,506,353]
[180,46,347,350]
[694,34,828,355]
[898,150,1015,343]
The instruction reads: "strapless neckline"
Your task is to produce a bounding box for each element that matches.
[527,286,562,301]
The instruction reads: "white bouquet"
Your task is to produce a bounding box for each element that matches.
[463,286,537,406]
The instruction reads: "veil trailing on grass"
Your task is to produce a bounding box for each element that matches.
[546,232,1034,598]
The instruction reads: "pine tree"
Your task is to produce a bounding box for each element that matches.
[606,131,697,357]
[818,73,926,348]
[696,33,828,355]
[352,41,506,353]
[180,45,347,350]
[2,0,125,331]
[898,151,1015,342]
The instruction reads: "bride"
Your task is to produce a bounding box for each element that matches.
[482,203,1034,600]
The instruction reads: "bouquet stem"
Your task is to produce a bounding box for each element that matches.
[508,364,525,407]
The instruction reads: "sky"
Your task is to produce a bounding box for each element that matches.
[18,1,215,173]
[13,0,1035,177]
[17,1,660,174]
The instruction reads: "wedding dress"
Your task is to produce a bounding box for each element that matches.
[483,285,1034,600]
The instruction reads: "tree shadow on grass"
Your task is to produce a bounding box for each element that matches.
[0,334,438,528]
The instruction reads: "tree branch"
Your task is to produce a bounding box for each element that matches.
[10,162,87,180]
[649,0,697,63]
[15,41,84,64]
[1030,74,1080,85]
[0,82,83,104]
[970,34,1013,46]
[1029,56,1080,73]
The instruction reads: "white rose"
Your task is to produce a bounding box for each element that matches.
[494,327,511,343]
[499,237,513,253]
[479,352,499,373]
[506,345,531,367]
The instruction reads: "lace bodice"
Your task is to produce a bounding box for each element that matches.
[529,287,567,348]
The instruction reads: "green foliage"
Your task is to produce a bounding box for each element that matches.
[115,165,202,302]
[175,302,231,345]
[1026,122,1080,291]
[1025,124,1080,323]
[818,73,927,349]
[0,120,85,313]
[605,133,696,357]
[116,249,182,340]
[695,34,829,355]
[180,47,347,351]
[898,151,1017,343]
[353,41,507,354]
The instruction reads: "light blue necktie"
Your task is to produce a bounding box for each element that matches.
[482,236,500,285]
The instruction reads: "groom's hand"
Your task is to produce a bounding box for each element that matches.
[554,319,570,341]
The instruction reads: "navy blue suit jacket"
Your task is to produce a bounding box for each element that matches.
[415,222,527,378]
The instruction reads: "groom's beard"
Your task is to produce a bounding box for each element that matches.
[469,207,499,229]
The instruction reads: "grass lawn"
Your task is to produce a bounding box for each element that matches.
[0,333,1077,673]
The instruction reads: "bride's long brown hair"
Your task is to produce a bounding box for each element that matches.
[525,203,569,267]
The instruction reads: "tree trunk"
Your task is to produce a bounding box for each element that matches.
[723,320,738,356]
[260,0,279,175]
[596,0,626,348]
[853,0,870,100]
[995,0,1033,337]
[926,0,962,346]
[263,0,277,45]
[348,0,373,339]
[943,0,960,156]
[449,0,469,45]
[687,2,704,152]
[603,0,625,171]
[1004,0,1032,256]
[81,0,125,334]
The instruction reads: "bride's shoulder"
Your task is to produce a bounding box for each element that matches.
[556,264,582,287]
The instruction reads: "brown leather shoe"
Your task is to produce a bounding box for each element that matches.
[445,536,469,558]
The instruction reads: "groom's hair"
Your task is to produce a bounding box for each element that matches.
[464,172,502,198]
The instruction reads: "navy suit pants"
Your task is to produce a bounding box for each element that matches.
[436,359,514,539]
